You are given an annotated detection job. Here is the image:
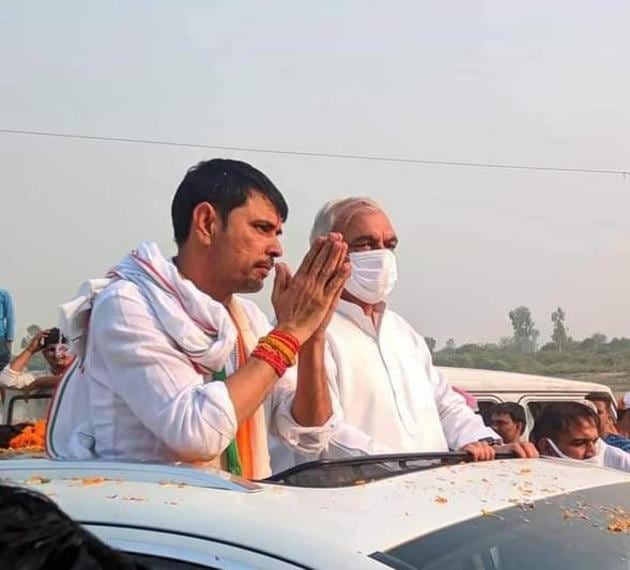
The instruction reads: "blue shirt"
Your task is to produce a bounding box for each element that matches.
[604,433,630,453]
[0,289,15,341]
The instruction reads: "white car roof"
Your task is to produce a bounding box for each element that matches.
[439,366,612,395]
[1,457,627,565]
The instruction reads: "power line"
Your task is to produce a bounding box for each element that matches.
[1,127,628,177]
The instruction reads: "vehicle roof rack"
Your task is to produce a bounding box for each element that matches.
[0,458,262,493]
[264,451,516,488]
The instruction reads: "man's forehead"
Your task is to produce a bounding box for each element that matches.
[567,417,598,434]
[44,343,67,350]
[342,209,396,238]
[492,413,511,421]
[243,191,282,221]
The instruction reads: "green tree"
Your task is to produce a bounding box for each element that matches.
[508,306,539,354]
[445,338,456,350]
[551,307,568,352]
[581,333,608,351]
[424,337,437,354]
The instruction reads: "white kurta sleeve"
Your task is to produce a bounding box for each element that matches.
[0,366,38,390]
[322,417,396,458]
[268,367,340,455]
[91,290,238,462]
[238,300,340,456]
[430,365,499,449]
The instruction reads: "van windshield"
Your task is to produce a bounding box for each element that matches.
[6,393,52,425]
[375,482,630,570]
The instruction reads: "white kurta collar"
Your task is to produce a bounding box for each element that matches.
[335,299,386,337]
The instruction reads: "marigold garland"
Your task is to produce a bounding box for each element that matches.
[9,420,47,451]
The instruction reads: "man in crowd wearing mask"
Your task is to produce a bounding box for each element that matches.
[531,401,630,472]
[489,402,526,444]
[585,391,630,452]
[0,328,73,393]
[48,159,349,480]
[272,198,537,470]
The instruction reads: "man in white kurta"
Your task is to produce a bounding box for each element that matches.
[272,197,537,470]
[48,159,350,479]
[321,299,495,456]
[48,277,332,468]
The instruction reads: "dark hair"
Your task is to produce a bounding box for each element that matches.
[530,402,600,444]
[489,402,526,433]
[585,391,614,411]
[0,484,146,569]
[43,327,67,348]
[171,158,289,246]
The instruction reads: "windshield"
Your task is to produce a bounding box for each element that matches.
[375,482,630,570]
[7,394,52,425]
[265,452,517,488]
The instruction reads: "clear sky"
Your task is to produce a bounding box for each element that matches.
[1,1,629,348]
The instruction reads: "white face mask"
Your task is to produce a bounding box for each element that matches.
[345,250,398,304]
[545,438,604,466]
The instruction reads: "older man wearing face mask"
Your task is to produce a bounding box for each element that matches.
[272,198,537,470]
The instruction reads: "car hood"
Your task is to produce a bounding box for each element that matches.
[1,457,628,563]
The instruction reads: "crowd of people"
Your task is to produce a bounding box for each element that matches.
[1,158,629,476]
[488,398,630,471]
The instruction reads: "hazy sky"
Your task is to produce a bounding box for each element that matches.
[2,1,629,348]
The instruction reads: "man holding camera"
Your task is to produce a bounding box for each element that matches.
[0,328,73,393]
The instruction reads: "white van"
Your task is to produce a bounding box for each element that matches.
[0,367,614,440]
[440,366,615,436]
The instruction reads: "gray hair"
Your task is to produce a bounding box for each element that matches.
[309,197,382,244]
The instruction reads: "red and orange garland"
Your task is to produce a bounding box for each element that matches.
[251,329,300,377]
[9,419,47,451]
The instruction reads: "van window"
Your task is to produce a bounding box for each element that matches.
[477,399,502,425]
[525,400,579,423]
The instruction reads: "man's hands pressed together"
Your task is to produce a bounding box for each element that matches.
[272,233,350,345]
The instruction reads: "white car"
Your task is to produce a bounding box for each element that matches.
[0,453,628,569]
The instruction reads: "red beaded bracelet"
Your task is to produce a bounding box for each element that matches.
[252,343,288,377]
[268,329,301,353]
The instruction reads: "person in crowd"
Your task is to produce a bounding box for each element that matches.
[531,401,630,472]
[272,197,538,470]
[585,391,630,452]
[0,484,146,569]
[489,402,526,444]
[47,158,349,479]
[0,328,73,393]
[0,288,15,370]
[617,392,630,438]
